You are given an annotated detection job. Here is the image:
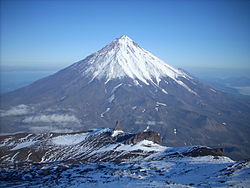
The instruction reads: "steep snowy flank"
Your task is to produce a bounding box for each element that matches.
[74,35,192,86]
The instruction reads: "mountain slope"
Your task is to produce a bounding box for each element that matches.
[1,35,250,160]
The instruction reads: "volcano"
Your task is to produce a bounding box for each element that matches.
[1,35,250,160]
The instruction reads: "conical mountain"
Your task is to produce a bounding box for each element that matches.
[75,35,191,86]
[1,36,250,160]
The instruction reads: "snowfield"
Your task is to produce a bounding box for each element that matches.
[51,132,89,145]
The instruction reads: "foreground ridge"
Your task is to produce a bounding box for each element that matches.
[0,128,249,187]
[0,128,164,163]
[0,128,226,164]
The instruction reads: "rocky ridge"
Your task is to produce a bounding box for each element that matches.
[0,127,249,187]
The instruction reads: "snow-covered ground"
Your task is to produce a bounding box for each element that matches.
[0,128,249,187]
[0,155,249,188]
[51,132,89,145]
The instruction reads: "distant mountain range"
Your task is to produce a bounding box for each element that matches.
[1,35,250,160]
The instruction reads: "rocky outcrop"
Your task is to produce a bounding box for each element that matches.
[114,120,122,131]
[124,131,162,145]
[112,122,161,145]
[183,147,224,157]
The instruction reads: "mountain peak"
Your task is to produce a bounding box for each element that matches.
[117,35,132,41]
[112,35,134,48]
[75,36,192,87]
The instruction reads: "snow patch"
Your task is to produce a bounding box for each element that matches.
[108,94,115,103]
[156,102,167,106]
[132,106,137,110]
[111,130,124,137]
[101,108,110,118]
[116,140,166,152]
[95,140,166,154]
[176,80,197,95]
[161,89,168,94]
[51,132,89,146]
[11,140,37,151]
[111,83,123,93]
[210,88,216,93]
[143,126,150,132]
[133,80,142,87]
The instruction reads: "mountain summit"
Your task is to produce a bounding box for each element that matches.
[1,36,250,160]
[73,35,192,89]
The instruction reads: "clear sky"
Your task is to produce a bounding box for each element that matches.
[1,0,249,69]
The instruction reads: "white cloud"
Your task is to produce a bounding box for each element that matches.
[28,126,75,133]
[23,114,80,123]
[147,121,156,125]
[135,120,143,124]
[0,104,30,117]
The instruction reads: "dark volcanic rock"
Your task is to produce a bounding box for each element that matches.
[184,147,224,157]
[124,131,162,145]
[114,120,122,131]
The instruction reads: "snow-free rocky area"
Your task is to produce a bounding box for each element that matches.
[0,128,249,187]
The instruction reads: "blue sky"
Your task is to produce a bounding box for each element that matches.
[1,0,249,69]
